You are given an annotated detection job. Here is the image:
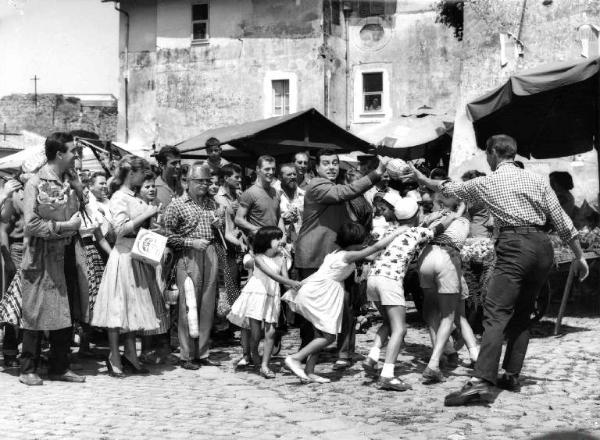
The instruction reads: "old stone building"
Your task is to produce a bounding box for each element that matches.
[451,0,600,206]
[111,0,462,148]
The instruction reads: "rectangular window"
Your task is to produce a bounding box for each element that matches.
[272,79,290,116]
[356,0,395,18]
[363,72,383,112]
[192,2,209,42]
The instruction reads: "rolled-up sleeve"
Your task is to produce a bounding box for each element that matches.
[23,178,62,239]
[440,179,482,206]
[543,184,578,243]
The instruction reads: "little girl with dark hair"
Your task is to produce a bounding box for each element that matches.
[283,222,402,384]
[228,226,301,378]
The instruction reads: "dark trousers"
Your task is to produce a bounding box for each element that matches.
[20,328,71,376]
[298,268,317,348]
[337,288,356,359]
[2,324,19,357]
[474,232,553,385]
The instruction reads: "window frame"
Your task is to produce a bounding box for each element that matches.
[263,72,298,118]
[191,0,210,44]
[353,66,390,123]
[271,79,291,117]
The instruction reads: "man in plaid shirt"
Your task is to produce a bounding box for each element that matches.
[412,134,589,406]
[164,162,224,370]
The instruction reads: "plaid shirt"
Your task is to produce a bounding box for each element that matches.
[441,162,577,243]
[163,193,218,251]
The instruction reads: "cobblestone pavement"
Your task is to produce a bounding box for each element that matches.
[1,305,599,440]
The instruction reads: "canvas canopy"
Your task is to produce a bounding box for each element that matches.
[175,108,372,164]
[467,56,600,160]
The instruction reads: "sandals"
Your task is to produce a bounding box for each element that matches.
[259,367,276,379]
[307,374,330,384]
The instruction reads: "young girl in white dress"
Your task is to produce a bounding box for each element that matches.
[228,226,301,379]
[283,222,402,384]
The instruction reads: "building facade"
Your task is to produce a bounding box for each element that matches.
[112,0,462,148]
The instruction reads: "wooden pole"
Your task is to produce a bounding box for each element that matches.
[554,264,575,335]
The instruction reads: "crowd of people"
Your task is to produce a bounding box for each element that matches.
[0,131,590,407]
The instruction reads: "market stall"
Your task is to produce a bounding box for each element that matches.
[465,56,600,332]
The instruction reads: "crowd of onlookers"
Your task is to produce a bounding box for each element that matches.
[0,132,589,406]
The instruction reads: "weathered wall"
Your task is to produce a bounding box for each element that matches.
[121,0,325,148]
[0,94,117,140]
[322,0,462,137]
[451,0,600,207]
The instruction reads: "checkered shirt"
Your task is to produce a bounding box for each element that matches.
[163,193,218,250]
[441,162,577,243]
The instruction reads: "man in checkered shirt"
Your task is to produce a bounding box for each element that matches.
[411,134,589,406]
[164,162,224,370]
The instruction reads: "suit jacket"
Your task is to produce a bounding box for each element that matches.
[294,172,377,269]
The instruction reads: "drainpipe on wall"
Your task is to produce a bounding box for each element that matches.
[105,1,130,143]
[342,2,353,130]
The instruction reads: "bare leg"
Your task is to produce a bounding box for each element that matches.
[287,329,335,379]
[427,294,458,370]
[262,323,276,370]
[422,287,439,347]
[249,319,262,367]
[373,302,391,352]
[457,299,479,362]
[107,328,123,371]
[382,305,407,366]
[123,332,142,368]
[240,328,251,361]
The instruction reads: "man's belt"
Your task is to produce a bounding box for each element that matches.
[499,226,544,234]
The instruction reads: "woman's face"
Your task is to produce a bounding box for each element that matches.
[129,169,147,188]
[139,179,156,202]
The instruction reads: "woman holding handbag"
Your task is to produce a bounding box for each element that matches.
[91,156,160,377]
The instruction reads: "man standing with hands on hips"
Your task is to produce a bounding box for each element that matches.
[410,134,589,406]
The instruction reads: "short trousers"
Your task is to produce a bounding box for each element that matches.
[366,275,405,307]
[418,245,469,299]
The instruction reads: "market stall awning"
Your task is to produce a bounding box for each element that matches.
[467,57,600,159]
[175,108,373,162]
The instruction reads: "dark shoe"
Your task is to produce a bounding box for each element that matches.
[444,380,494,406]
[105,356,125,378]
[362,357,379,376]
[497,373,521,391]
[4,355,20,368]
[121,356,150,375]
[378,376,412,391]
[444,352,459,369]
[194,358,221,367]
[422,366,444,383]
[179,360,200,370]
[19,373,43,386]
[48,370,86,383]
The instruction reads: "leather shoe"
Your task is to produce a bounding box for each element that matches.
[19,373,43,386]
[497,373,521,391]
[378,376,412,391]
[48,370,86,383]
[179,360,200,370]
[194,358,221,367]
[422,366,444,383]
[444,380,494,406]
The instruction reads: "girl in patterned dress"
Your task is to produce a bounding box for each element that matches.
[283,222,402,384]
[228,226,301,379]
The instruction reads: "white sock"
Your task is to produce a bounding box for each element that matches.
[468,346,479,361]
[368,347,380,362]
[381,363,395,378]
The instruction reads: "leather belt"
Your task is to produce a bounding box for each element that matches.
[499,226,544,234]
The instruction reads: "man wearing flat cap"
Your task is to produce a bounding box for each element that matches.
[163,162,224,369]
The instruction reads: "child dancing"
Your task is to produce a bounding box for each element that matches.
[228,226,301,378]
[283,222,402,384]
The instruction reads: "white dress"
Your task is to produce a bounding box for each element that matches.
[282,251,355,335]
[227,254,283,329]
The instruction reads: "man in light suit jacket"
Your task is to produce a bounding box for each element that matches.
[294,149,388,356]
